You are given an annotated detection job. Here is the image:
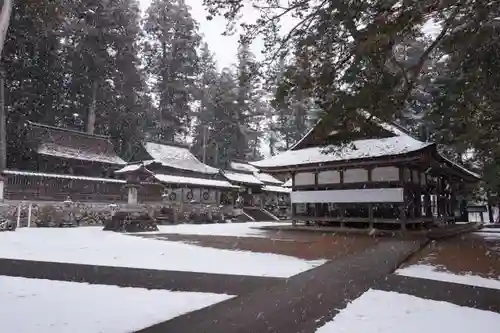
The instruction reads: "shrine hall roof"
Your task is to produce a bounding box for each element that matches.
[251,135,430,169]
[142,142,219,175]
[27,121,126,165]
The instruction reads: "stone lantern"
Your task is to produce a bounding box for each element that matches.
[115,164,154,205]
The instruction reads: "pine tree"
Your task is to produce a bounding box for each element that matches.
[143,0,201,142]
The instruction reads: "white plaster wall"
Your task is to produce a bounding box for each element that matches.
[294,172,315,186]
[291,188,404,203]
[371,166,399,182]
[343,168,368,183]
[317,171,340,184]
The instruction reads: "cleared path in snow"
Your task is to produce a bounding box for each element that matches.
[378,274,500,313]
[0,257,283,295]
[137,240,423,333]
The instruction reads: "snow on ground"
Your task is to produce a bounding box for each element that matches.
[396,264,500,290]
[139,221,286,237]
[0,227,325,277]
[0,275,232,333]
[315,289,500,333]
[475,232,500,241]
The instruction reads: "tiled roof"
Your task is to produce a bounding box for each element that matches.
[144,142,219,174]
[28,122,126,165]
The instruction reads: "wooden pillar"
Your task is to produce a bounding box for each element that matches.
[399,167,407,230]
[424,189,432,218]
[368,203,374,229]
[127,186,138,204]
[367,167,373,228]
[0,175,4,201]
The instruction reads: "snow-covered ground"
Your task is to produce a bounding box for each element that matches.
[0,227,324,277]
[0,276,231,333]
[396,264,500,290]
[315,289,500,333]
[137,221,285,237]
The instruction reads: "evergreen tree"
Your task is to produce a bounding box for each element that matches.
[143,0,201,142]
[191,42,218,163]
[3,0,67,168]
[203,0,500,152]
[235,41,261,160]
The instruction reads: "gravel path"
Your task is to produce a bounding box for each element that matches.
[137,240,422,333]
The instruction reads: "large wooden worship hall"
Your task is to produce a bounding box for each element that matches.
[251,116,480,229]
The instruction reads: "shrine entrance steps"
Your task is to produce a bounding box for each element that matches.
[243,208,280,221]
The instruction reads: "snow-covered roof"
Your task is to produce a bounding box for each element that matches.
[251,136,431,168]
[115,164,143,173]
[255,172,283,185]
[3,170,126,183]
[221,170,264,185]
[37,143,126,165]
[439,155,481,180]
[262,185,291,193]
[283,179,292,187]
[230,161,259,173]
[143,142,218,175]
[289,111,410,151]
[229,161,282,184]
[28,121,126,165]
[114,164,154,175]
[154,174,237,189]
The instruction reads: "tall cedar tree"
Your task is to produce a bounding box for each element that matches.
[190,43,219,164]
[64,0,148,157]
[3,0,67,168]
[235,41,261,161]
[143,0,201,142]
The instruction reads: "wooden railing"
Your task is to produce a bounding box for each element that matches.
[4,171,127,203]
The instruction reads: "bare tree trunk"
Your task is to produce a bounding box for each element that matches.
[202,125,207,164]
[0,68,5,171]
[0,0,13,173]
[487,191,494,224]
[86,81,97,134]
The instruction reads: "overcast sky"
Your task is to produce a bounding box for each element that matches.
[138,0,264,69]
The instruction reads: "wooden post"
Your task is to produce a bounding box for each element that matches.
[27,202,32,227]
[0,175,4,201]
[368,203,374,229]
[16,202,21,228]
[399,167,407,230]
[127,186,138,204]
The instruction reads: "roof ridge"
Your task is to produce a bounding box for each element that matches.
[27,121,111,140]
[145,140,190,149]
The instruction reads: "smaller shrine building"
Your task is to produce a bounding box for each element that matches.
[251,117,480,229]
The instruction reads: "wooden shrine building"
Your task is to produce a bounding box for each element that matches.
[127,141,238,205]
[220,161,290,220]
[251,116,480,229]
[3,122,127,202]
